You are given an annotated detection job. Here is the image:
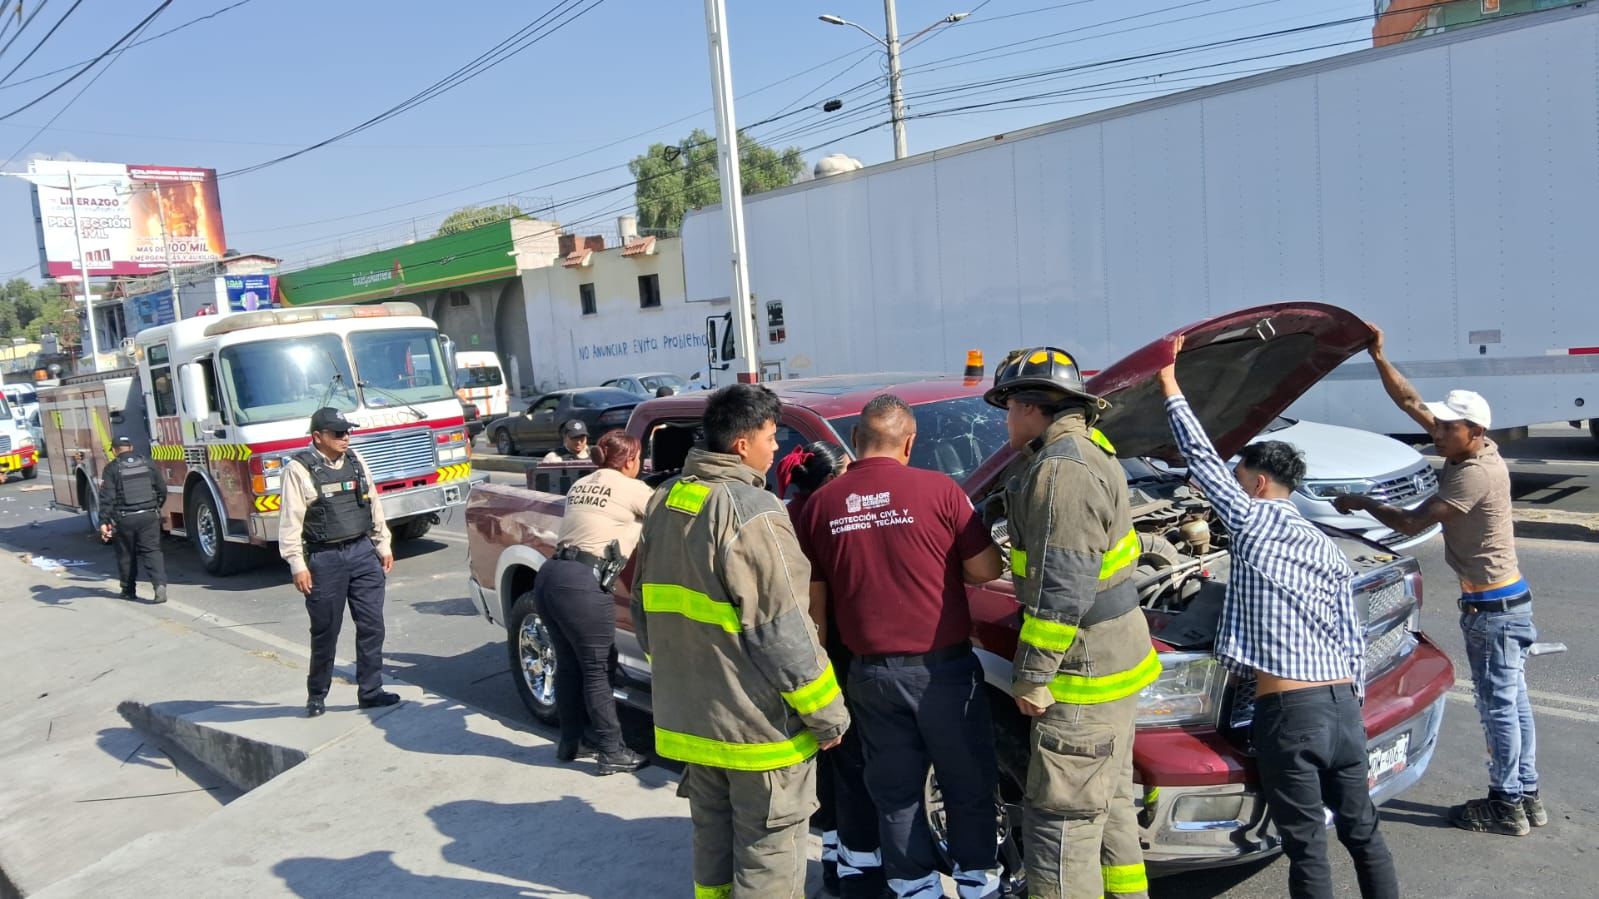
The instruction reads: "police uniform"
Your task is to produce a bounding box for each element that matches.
[542,419,590,463]
[279,407,396,716]
[100,436,167,603]
[986,349,1157,899]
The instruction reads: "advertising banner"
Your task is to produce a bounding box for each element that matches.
[129,289,177,330]
[224,274,273,312]
[275,220,519,306]
[28,160,227,279]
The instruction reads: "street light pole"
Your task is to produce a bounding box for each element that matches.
[820,6,970,161]
[703,0,759,383]
[66,172,101,373]
[883,0,908,160]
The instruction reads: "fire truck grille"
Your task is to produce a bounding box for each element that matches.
[0,435,10,454]
[353,429,437,484]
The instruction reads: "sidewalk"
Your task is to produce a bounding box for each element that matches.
[0,550,757,898]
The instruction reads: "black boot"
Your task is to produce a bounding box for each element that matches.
[152,585,167,604]
[595,747,648,776]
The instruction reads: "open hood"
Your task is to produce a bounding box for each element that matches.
[1087,303,1373,462]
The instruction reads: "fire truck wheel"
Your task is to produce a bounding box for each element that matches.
[508,590,559,725]
[187,489,242,575]
[20,465,35,480]
[391,516,433,541]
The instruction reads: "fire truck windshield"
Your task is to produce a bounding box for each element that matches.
[219,334,357,425]
[348,328,454,409]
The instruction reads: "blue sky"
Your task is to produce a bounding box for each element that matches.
[0,0,1380,281]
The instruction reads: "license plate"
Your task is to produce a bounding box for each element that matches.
[1367,732,1410,787]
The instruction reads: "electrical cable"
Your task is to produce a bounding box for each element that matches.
[0,0,48,64]
[0,0,83,87]
[0,0,170,123]
[218,0,607,180]
[0,0,255,91]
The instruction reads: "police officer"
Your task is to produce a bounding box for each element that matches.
[985,348,1158,899]
[543,419,589,463]
[99,435,167,603]
[279,407,398,718]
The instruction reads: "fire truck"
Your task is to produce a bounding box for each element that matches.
[40,302,478,574]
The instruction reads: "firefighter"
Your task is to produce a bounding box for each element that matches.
[99,435,167,604]
[984,348,1159,899]
[633,384,850,899]
[279,407,398,718]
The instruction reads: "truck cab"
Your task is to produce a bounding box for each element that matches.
[0,390,38,480]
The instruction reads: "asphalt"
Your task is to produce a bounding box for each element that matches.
[3,428,1598,897]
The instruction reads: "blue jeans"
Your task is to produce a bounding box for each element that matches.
[1460,606,1539,800]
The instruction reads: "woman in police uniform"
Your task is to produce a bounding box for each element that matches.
[535,429,652,775]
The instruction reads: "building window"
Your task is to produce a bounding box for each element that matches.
[638,273,662,309]
[448,290,470,308]
[766,300,785,344]
[579,282,596,316]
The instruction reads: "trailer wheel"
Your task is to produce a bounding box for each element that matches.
[187,489,243,576]
[508,590,559,724]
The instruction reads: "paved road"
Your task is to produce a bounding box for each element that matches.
[6,459,1594,898]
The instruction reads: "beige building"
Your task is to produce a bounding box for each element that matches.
[520,231,726,392]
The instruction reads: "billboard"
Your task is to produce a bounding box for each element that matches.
[28,160,227,279]
[224,274,274,312]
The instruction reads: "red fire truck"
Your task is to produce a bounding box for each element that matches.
[41,302,478,574]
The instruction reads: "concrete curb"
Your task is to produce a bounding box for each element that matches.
[1511,508,1599,543]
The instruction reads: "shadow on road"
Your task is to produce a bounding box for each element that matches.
[1378,798,1455,830]
[1151,856,1277,897]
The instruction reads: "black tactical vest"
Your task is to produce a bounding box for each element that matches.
[115,455,159,514]
[295,450,373,545]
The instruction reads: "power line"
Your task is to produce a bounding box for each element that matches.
[219,0,608,180]
[0,0,49,64]
[0,0,170,171]
[0,0,84,87]
[0,0,255,91]
[0,0,171,124]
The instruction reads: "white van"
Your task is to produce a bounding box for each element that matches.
[3,384,38,423]
[454,351,509,419]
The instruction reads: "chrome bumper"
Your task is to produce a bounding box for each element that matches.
[250,475,481,541]
[1142,692,1447,872]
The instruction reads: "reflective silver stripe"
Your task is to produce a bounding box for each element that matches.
[837,845,882,878]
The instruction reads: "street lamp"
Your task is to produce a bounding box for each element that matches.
[819,4,970,159]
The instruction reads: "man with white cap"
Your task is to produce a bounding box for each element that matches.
[1334,324,1541,837]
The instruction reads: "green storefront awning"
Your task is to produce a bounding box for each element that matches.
[276,220,520,307]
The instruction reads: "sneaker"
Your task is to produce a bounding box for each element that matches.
[595,747,648,776]
[1523,793,1549,828]
[1449,796,1530,836]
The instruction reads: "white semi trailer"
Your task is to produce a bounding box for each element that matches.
[683,3,1599,439]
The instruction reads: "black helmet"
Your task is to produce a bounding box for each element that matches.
[983,346,1105,410]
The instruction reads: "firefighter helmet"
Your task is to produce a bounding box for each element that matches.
[982,346,1106,410]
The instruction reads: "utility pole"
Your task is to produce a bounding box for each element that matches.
[66,172,101,373]
[147,183,181,322]
[883,0,908,160]
[703,0,759,383]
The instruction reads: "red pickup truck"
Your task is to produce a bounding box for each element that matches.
[465,303,1454,881]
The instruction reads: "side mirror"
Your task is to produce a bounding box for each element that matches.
[108,412,124,425]
[438,334,457,387]
[179,363,211,420]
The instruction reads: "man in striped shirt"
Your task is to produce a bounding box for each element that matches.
[1159,340,1399,899]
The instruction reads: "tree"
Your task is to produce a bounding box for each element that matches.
[629,129,805,233]
[435,204,523,236]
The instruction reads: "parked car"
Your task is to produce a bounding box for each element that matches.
[465,303,1454,885]
[486,387,639,456]
[1249,417,1441,550]
[602,372,687,398]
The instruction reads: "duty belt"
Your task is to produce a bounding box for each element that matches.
[555,543,624,591]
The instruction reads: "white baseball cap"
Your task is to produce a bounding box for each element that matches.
[1425,389,1491,429]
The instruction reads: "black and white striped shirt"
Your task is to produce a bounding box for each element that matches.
[1165,396,1365,695]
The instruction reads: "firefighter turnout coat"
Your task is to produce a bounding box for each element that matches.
[633,448,849,771]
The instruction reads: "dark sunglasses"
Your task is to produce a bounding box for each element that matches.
[324,430,350,439]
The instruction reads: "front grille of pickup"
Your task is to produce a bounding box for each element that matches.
[352,429,436,484]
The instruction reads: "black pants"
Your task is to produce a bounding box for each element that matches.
[113,510,165,593]
[815,651,887,898]
[1254,684,1400,899]
[305,539,387,701]
[533,559,623,754]
[850,645,999,897]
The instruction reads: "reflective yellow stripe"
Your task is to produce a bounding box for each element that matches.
[654,726,819,772]
[666,481,710,515]
[1048,648,1162,705]
[640,583,740,634]
[1019,612,1078,652]
[1089,427,1116,454]
[1100,529,1139,580]
[1103,863,1148,894]
[781,662,840,715]
[1010,547,1028,577]
[694,883,732,899]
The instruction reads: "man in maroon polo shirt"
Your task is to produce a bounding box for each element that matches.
[797,394,1006,899]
